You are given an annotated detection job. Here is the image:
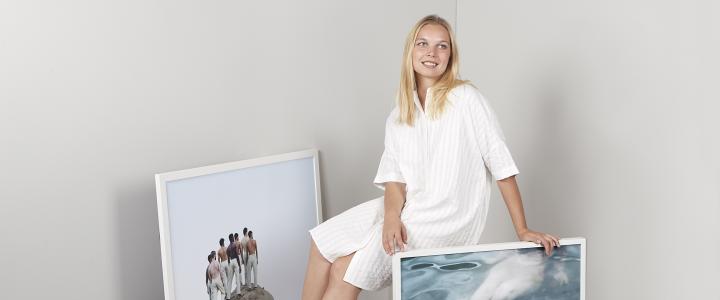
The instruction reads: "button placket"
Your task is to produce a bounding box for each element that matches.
[413,88,431,188]
[423,89,431,173]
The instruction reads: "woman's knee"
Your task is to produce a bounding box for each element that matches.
[321,254,361,299]
[325,265,360,298]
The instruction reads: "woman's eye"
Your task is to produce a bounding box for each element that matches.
[416,41,427,46]
[439,44,448,49]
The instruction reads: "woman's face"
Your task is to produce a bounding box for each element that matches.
[412,24,451,84]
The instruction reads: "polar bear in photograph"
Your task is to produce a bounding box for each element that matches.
[470,250,545,300]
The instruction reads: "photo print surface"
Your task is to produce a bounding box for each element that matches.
[400,244,582,300]
[157,151,320,300]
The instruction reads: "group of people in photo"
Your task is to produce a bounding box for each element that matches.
[206,228,260,300]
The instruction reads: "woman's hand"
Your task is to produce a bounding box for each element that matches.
[518,229,560,256]
[382,215,407,255]
[496,177,560,256]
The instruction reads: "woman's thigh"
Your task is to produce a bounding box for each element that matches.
[324,253,361,300]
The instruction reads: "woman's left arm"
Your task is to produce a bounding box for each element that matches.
[497,175,560,255]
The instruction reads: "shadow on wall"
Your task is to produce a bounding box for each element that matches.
[114,182,165,299]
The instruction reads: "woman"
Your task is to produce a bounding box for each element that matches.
[301,15,559,300]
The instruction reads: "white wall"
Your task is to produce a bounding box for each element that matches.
[2,0,718,299]
[0,1,455,299]
[459,1,720,299]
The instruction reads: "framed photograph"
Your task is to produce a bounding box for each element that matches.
[156,149,322,300]
[393,237,586,300]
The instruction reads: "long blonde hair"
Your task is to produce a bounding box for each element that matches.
[397,15,467,126]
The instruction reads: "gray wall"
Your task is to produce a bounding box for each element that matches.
[0,1,453,299]
[459,1,720,299]
[1,1,718,300]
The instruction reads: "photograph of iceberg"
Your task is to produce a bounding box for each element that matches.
[400,244,582,300]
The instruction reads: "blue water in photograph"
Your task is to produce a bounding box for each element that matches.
[400,244,581,300]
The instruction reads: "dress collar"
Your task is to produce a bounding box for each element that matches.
[413,87,433,114]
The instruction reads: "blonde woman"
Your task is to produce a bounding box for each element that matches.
[302,15,559,300]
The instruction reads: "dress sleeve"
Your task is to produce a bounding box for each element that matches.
[466,86,520,180]
[373,110,406,190]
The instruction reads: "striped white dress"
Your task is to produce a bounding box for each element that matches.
[309,83,519,290]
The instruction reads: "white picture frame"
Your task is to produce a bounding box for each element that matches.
[392,237,586,300]
[155,149,322,300]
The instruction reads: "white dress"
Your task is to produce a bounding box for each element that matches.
[309,83,519,290]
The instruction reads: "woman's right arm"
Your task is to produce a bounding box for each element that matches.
[382,181,407,255]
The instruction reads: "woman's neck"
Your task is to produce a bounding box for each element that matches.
[416,78,437,109]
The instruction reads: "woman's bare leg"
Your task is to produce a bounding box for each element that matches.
[322,253,361,300]
[301,241,332,300]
